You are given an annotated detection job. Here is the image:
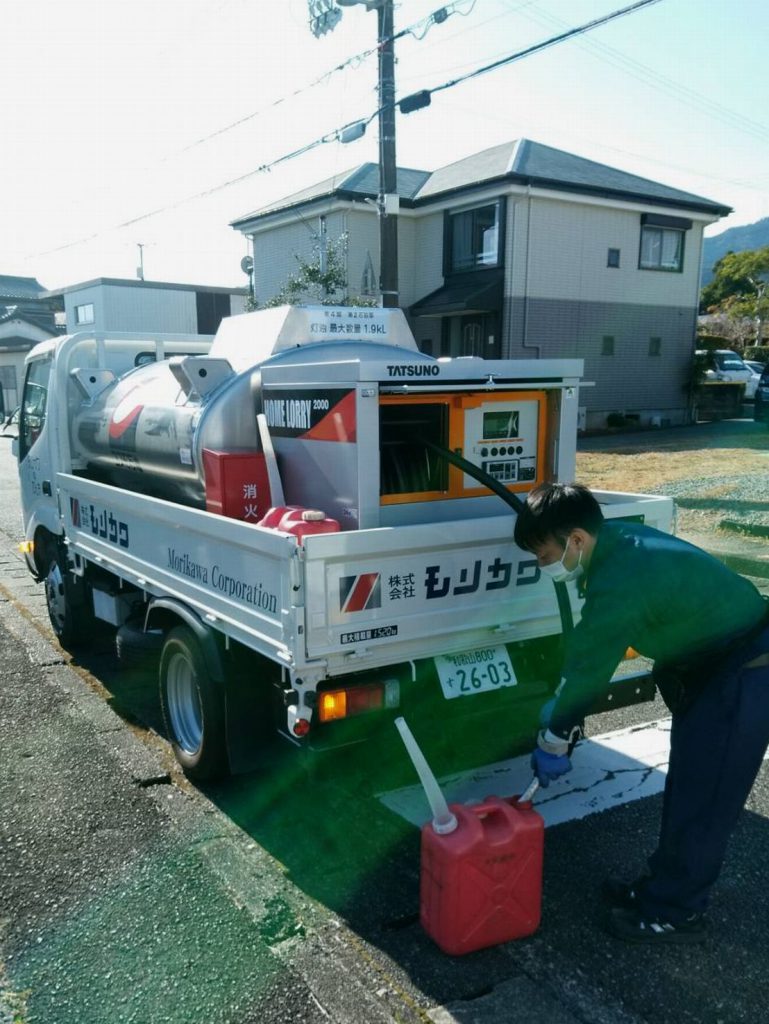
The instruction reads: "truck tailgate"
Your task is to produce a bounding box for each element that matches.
[302,491,674,670]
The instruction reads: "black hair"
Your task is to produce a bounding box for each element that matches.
[513,482,604,553]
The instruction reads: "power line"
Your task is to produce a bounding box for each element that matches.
[169,1,474,159]
[520,1,769,146]
[31,0,665,257]
[426,0,663,98]
[248,0,666,174]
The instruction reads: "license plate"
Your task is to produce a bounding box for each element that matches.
[434,646,518,700]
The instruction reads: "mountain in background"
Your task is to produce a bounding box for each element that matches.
[701,216,769,285]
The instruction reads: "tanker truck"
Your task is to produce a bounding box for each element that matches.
[14,305,672,782]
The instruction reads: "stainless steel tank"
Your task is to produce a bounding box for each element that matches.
[72,358,261,507]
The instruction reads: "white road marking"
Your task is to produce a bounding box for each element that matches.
[378,719,673,829]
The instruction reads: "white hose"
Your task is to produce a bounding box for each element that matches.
[394,717,458,835]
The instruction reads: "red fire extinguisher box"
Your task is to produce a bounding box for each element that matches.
[420,796,544,956]
[202,449,271,523]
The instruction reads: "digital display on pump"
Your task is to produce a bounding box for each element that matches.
[482,410,519,439]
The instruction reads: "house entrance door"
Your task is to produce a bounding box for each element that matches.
[441,314,500,359]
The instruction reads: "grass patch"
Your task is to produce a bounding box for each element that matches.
[576,447,769,535]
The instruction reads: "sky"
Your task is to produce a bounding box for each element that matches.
[3,0,769,291]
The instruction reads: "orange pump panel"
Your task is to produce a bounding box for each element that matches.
[458,391,548,498]
[379,391,548,505]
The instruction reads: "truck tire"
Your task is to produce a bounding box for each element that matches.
[159,625,228,781]
[44,548,93,649]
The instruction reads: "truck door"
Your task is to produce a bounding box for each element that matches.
[18,353,58,558]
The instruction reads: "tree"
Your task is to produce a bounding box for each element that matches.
[253,233,378,310]
[700,246,769,344]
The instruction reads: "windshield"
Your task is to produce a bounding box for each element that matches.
[714,354,747,372]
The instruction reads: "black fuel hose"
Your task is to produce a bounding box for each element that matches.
[423,440,574,636]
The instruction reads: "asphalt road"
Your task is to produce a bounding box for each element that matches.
[1,434,769,1024]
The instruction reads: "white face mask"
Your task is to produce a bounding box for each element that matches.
[540,536,583,583]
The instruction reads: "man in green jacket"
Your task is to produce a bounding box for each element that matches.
[514,482,769,945]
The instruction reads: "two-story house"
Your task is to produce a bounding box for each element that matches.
[231,139,730,429]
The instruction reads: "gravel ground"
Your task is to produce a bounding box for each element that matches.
[577,418,769,538]
[659,472,769,535]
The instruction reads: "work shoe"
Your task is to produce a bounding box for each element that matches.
[606,907,709,945]
[600,875,644,910]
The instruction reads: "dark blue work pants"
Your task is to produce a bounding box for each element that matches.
[640,627,769,923]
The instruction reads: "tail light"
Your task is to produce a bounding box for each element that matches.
[318,679,400,723]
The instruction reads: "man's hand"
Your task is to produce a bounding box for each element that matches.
[530,729,572,788]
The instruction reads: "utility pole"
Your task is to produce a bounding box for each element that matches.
[318,214,328,279]
[310,0,399,308]
[376,0,399,308]
[136,243,145,281]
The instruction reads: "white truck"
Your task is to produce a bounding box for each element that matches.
[14,305,673,781]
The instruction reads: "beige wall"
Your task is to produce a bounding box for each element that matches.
[512,195,704,308]
[253,211,350,304]
[411,211,444,304]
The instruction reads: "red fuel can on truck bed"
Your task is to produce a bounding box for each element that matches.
[257,506,341,543]
[420,796,544,956]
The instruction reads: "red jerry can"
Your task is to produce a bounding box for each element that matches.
[278,507,340,543]
[419,795,544,956]
[257,505,299,528]
[257,506,341,543]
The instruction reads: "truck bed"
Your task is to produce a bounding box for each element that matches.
[57,473,674,679]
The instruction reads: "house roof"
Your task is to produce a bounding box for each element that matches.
[232,139,730,227]
[410,271,504,318]
[0,305,59,334]
[231,165,431,226]
[0,275,48,301]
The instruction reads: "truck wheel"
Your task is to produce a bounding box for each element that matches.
[159,626,228,781]
[44,550,92,648]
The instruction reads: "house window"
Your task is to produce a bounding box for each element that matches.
[639,226,684,271]
[602,335,615,356]
[649,336,662,356]
[74,302,94,325]
[447,202,502,272]
[607,248,620,268]
[638,214,690,273]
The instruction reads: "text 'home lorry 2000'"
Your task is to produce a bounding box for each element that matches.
[15,305,673,781]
